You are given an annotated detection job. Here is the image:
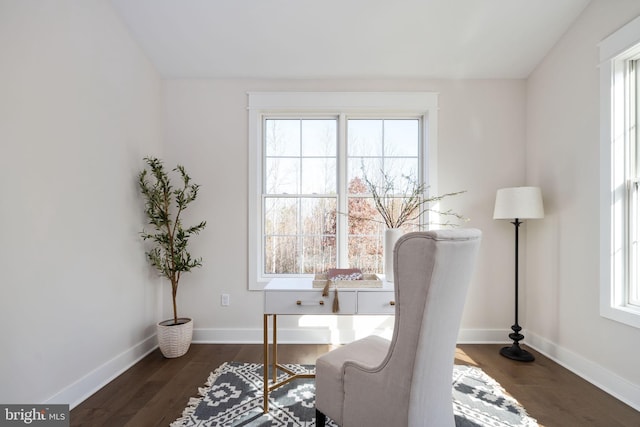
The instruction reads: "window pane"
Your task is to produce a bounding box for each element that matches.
[265,119,300,156]
[301,198,336,236]
[347,175,368,196]
[347,197,383,272]
[631,181,640,306]
[264,197,337,274]
[347,197,383,234]
[302,236,336,274]
[264,236,299,274]
[301,198,337,274]
[348,235,383,273]
[347,157,382,194]
[345,118,422,270]
[348,120,383,156]
[384,119,419,157]
[383,158,419,186]
[264,198,298,235]
[633,61,640,306]
[301,120,337,157]
[265,158,299,194]
[301,158,336,194]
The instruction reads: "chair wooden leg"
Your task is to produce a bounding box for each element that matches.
[316,409,326,426]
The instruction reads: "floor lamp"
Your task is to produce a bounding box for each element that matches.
[493,187,544,362]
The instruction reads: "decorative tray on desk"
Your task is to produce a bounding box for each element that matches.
[312,273,383,288]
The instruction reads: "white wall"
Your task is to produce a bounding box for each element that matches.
[163,78,526,344]
[526,0,640,410]
[0,1,162,406]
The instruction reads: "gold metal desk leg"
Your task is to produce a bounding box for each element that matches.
[263,314,269,413]
[272,314,278,384]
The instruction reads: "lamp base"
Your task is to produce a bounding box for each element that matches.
[500,343,535,362]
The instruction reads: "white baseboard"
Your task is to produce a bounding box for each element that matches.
[193,327,381,344]
[526,332,640,412]
[194,327,333,344]
[457,328,509,344]
[193,327,511,345]
[45,334,157,410]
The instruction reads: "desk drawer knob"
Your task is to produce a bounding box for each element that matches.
[389,301,396,306]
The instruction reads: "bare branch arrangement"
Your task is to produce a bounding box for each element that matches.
[358,170,467,229]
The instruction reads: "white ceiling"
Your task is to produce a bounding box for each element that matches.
[109,0,591,80]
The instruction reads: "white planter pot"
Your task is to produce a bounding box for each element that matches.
[157,317,193,358]
[384,228,404,282]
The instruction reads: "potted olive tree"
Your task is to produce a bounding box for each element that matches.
[139,157,206,358]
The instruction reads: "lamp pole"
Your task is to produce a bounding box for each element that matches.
[500,218,534,362]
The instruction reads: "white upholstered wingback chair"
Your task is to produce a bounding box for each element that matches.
[315,229,481,427]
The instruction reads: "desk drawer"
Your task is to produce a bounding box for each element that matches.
[357,291,396,314]
[265,291,357,314]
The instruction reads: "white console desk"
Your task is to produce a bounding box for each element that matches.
[262,277,395,412]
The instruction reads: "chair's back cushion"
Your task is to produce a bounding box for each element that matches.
[385,229,481,426]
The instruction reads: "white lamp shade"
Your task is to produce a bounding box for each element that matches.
[493,187,544,219]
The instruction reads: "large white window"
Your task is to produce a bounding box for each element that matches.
[248,92,438,289]
[600,16,640,327]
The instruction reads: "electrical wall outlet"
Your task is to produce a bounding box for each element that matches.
[221,293,230,306]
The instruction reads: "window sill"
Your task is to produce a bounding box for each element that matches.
[600,304,640,329]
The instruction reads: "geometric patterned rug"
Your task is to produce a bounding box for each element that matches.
[171,362,539,427]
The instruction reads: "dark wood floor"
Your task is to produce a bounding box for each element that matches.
[70,344,640,427]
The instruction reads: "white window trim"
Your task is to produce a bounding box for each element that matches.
[247,92,439,290]
[599,16,640,328]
